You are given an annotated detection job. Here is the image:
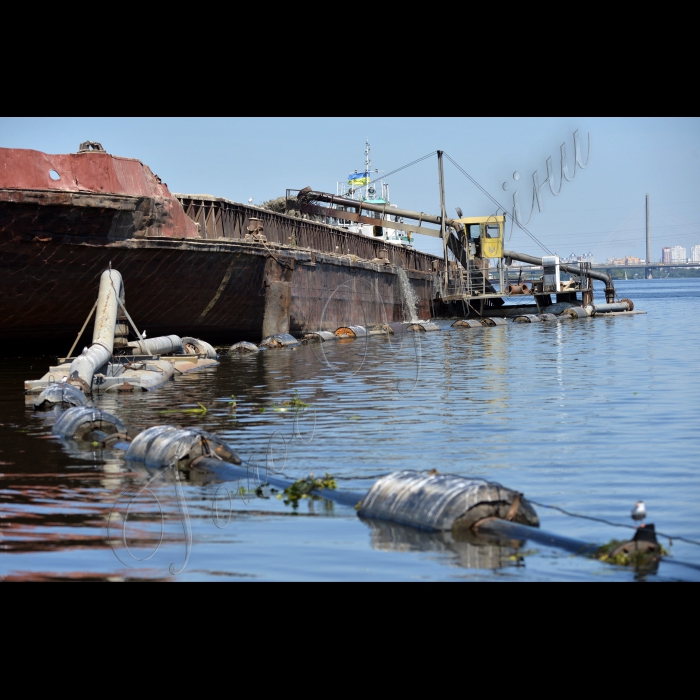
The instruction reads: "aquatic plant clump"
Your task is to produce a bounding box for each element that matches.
[278,473,338,508]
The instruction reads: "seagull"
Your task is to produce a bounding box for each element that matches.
[61,377,67,383]
[82,346,89,354]
[248,198,253,205]
[142,330,147,338]
[631,500,646,527]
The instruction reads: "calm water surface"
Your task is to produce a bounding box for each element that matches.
[1,278,699,581]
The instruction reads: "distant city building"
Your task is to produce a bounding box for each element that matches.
[564,252,594,264]
[671,245,687,263]
[691,245,700,263]
[662,247,671,263]
[605,256,641,266]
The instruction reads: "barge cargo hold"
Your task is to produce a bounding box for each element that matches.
[0,144,439,354]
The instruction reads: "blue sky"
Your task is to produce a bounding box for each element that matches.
[2,117,698,262]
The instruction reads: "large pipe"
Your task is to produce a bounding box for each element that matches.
[504,249,616,302]
[298,190,459,230]
[585,302,631,315]
[69,269,122,393]
[127,335,183,356]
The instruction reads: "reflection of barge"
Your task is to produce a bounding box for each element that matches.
[0,143,440,353]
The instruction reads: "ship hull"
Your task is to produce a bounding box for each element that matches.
[0,147,440,354]
[0,229,435,354]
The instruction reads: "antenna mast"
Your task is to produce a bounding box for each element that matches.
[365,139,371,200]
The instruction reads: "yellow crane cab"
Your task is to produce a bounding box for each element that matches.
[455,215,505,260]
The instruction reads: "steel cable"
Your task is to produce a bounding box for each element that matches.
[443,153,553,255]
[528,499,700,548]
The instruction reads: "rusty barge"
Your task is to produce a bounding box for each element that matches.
[0,142,628,355]
[0,143,440,354]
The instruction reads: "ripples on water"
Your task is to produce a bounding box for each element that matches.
[1,278,699,581]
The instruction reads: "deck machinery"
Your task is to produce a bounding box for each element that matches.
[290,187,617,319]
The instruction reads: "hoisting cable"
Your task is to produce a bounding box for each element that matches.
[443,152,553,256]
[364,151,438,189]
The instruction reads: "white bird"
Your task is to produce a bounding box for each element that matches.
[142,330,147,338]
[61,376,67,383]
[82,346,89,354]
[631,500,646,527]
[248,197,253,205]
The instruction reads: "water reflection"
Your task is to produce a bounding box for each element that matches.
[361,517,527,571]
[1,279,700,580]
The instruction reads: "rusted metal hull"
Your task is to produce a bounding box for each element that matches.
[0,147,440,354]
[0,233,435,353]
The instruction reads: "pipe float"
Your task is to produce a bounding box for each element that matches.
[357,470,539,531]
[561,306,591,319]
[335,326,367,338]
[229,341,260,353]
[33,382,88,409]
[53,406,126,440]
[451,319,483,329]
[260,333,299,348]
[300,331,337,343]
[405,321,440,332]
[513,314,541,323]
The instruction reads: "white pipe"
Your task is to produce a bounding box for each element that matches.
[127,335,184,356]
[69,269,122,393]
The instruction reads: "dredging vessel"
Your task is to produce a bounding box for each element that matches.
[0,141,629,356]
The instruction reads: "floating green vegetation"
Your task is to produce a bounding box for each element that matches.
[228,395,237,406]
[595,539,668,567]
[277,472,337,509]
[280,390,310,409]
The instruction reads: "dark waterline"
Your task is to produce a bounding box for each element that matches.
[1,278,699,581]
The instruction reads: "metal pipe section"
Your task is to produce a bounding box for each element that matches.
[127,335,183,356]
[298,190,458,230]
[193,458,366,508]
[474,518,599,556]
[69,269,122,393]
[504,249,616,302]
[585,301,631,315]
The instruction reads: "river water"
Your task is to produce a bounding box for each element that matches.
[1,278,699,581]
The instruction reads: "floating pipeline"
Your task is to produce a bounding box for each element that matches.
[226,302,648,357]
[47,405,666,566]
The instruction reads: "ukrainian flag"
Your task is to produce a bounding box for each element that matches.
[348,172,369,187]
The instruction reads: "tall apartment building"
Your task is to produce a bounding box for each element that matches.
[671,246,687,263]
[662,247,671,263]
[691,245,700,263]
